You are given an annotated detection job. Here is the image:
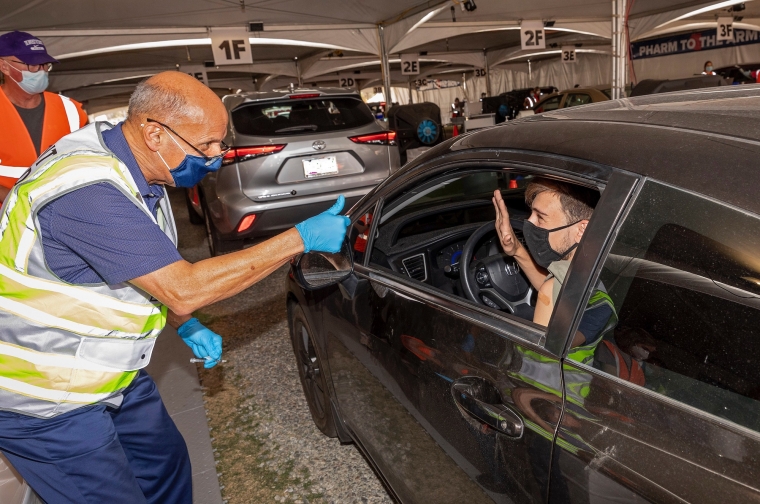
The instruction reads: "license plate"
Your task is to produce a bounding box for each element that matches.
[303,156,338,178]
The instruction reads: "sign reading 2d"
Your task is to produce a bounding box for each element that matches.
[521,21,545,50]
[631,28,760,60]
[210,28,253,65]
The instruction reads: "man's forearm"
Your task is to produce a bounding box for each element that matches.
[512,246,548,290]
[0,186,9,205]
[132,228,304,316]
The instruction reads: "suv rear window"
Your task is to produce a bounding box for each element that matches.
[231,97,375,136]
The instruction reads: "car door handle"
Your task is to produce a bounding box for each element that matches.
[452,380,523,438]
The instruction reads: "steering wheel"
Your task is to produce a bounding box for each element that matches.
[460,221,534,316]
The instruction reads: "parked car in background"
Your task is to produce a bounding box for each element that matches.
[714,63,760,85]
[287,86,760,504]
[527,86,609,115]
[629,75,730,96]
[187,87,401,255]
[482,86,558,122]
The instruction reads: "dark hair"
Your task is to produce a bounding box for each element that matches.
[525,178,598,223]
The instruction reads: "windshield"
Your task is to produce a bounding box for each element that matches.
[231,97,375,136]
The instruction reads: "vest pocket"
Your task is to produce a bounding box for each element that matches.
[77,336,156,371]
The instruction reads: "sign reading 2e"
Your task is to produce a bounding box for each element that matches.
[401,54,420,75]
[210,28,253,65]
[521,21,546,50]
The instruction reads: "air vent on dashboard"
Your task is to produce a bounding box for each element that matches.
[401,254,427,282]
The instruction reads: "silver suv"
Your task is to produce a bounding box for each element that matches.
[188,87,400,255]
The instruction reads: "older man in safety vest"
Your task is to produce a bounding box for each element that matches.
[0,71,349,503]
[0,31,87,204]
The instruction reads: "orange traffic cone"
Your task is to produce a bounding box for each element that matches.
[452,125,459,136]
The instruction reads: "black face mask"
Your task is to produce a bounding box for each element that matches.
[522,220,581,269]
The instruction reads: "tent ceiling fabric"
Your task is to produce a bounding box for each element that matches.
[1,0,758,104]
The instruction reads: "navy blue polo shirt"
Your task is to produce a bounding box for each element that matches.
[37,123,183,285]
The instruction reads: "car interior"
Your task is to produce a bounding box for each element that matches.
[362,170,586,321]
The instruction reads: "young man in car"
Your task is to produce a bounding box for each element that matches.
[492,179,616,363]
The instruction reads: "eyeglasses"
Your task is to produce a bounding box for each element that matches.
[4,59,53,72]
[146,118,230,166]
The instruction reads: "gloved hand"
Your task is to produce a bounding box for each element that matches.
[177,318,222,369]
[295,195,351,253]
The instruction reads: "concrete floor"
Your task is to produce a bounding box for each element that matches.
[145,326,223,504]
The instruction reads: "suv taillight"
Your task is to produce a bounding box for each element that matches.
[222,145,287,165]
[349,131,396,146]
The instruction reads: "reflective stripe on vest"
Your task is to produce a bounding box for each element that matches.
[0,90,84,188]
[59,95,80,133]
[0,123,175,417]
[567,290,618,365]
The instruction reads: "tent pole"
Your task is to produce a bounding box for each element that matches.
[378,25,393,111]
[611,0,627,99]
[484,50,492,97]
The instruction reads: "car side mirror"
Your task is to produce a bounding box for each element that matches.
[295,239,353,290]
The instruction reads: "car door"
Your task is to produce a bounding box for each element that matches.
[549,175,760,503]
[323,162,613,503]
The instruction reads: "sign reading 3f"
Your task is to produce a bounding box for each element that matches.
[210,28,254,65]
[521,20,546,50]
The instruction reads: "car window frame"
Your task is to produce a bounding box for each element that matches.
[534,94,564,112]
[564,93,592,108]
[351,152,617,355]
[552,174,760,440]
[545,169,641,356]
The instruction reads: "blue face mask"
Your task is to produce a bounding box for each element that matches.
[157,130,222,188]
[11,70,48,95]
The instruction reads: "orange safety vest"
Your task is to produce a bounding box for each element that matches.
[0,88,87,189]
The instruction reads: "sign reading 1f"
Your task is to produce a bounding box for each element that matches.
[219,40,246,59]
[210,27,253,65]
[521,20,546,50]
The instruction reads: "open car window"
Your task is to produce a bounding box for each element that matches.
[367,170,533,311]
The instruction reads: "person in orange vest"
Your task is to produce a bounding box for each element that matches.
[0,31,87,204]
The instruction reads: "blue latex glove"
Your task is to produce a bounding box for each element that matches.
[177,318,223,369]
[295,195,351,253]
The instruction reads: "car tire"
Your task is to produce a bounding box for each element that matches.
[185,188,204,225]
[201,197,242,256]
[289,303,337,438]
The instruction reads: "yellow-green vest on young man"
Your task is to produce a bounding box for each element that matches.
[0,122,177,418]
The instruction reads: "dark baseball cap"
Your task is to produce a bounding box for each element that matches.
[0,31,58,65]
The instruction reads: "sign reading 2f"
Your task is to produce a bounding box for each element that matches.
[210,28,253,65]
[521,21,546,50]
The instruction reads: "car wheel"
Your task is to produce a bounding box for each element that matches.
[185,188,204,225]
[289,303,337,437]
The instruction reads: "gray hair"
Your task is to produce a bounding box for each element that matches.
[127,77,202,123]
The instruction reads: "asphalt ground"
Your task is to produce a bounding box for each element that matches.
[169,188,393,504]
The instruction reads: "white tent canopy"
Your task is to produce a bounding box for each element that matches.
[1,0,758,112]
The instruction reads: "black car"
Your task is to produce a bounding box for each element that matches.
[287,86,760,504]
[482,87,558,122]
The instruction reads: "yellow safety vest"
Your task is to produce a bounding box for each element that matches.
[0,122,176,418]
